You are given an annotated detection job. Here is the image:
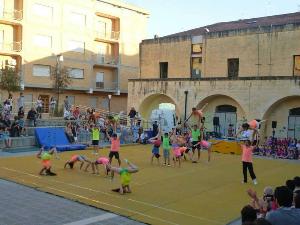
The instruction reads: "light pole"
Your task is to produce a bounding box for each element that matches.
[184,90,188,120]
[56,54,64,110]
[108,94,112,113]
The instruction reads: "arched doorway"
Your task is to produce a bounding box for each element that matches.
[288,107,300,139]
[262,96,300,138]
[138,94,180,131]
[215,105,237,137]
[196,94,246,136]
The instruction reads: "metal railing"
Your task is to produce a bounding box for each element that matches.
[0,42,22,52]
[93,54,119,66]
[94,81,118,91]
[95,30,120,41]
[0,9,23,21]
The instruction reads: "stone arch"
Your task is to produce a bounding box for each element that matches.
[195,94,247,134]
[262,95,300,138]
[138,93,180,120]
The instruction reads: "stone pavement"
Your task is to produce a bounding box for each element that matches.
[0,179,145,225]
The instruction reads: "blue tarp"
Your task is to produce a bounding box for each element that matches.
[35,127,86,151]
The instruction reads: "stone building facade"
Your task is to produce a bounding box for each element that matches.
[128,12,300,138]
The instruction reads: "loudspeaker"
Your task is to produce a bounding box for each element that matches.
[272,121,277,129]
[213,117,219,126]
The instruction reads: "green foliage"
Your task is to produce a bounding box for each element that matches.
[51,66,72,94]
[51,65,72,109]
[0,67,21,94]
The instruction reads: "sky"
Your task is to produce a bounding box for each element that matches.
[125,0,300,38]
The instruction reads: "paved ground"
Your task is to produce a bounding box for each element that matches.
[0,179,144,225]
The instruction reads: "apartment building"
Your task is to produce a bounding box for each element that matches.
[129,12,300,138]
[0,0,148,112]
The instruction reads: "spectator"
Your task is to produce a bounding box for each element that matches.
[49,96,56,117]
[286,179,295,192]
[152,121,159,137]
[7,93,13,112]
[17,92,25,111]
[128,107,136,127]
[228,124,234,137]
[294,176,300,192]
[266,186,300,225]
[241,205,257,225]
[73,106,80,120]
[36,96,43,119]
[64,96,70,112]
[140,130,149,144]
[27,107,37,127]
[10,116,21,137]
[1,127,12,148]
[247,186,277,217]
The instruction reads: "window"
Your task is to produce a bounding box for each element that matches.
[69,12,86,27]
[32,3,53,19]
[288,107,300,139]
[228,58,239,78]
[68,68,84,79]
[33,34,52,48]
[33,65,51,77]
[68,96,75,106]
[90,97,98,108]
[192,44,202,54]
[294,55,300,76]
[159,62,168,79]
[96,72,104,89]
[67,40,85,53]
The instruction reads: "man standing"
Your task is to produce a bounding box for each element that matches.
[17,92,25,111]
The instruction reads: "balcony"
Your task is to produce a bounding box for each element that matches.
[0,41,22,54]
[93,54,119,68]
[94,30,120,43]
[0,10,23,24]
[94,81,118,92]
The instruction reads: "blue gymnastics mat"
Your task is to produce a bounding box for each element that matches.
[35,127,86,151]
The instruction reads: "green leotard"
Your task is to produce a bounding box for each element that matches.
[192,129,200,142]
[120,168,131,185]
[162,136,171,150]
[41,152,51,160]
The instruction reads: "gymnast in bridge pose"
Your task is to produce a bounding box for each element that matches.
[64,155,92,171]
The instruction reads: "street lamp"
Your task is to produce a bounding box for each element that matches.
[184,90,189,120]
[56,54,64,111]
[108,94,112,112]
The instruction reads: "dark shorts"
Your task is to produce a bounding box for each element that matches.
[109,151,120,159]
[92,140,99,146]
[192,141,200,150]
[154,153,160,158]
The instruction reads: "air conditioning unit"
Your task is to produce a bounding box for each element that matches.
[89,88,93,94]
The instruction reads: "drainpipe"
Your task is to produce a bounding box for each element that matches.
[184,90,189,120]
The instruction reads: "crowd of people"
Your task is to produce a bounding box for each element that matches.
[240,176,300,225]
[255,137,300,160]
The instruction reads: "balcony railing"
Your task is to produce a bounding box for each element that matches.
[95,81,118,91]
[93,54,118,66]
[0,10,23,21]
[95,30,120,41]
[0,42,22,52]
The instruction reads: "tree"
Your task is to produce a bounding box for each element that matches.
[50,66,72,115]
[0,67,21,94]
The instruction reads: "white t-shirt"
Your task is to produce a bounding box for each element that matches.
[241,130,254,141]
